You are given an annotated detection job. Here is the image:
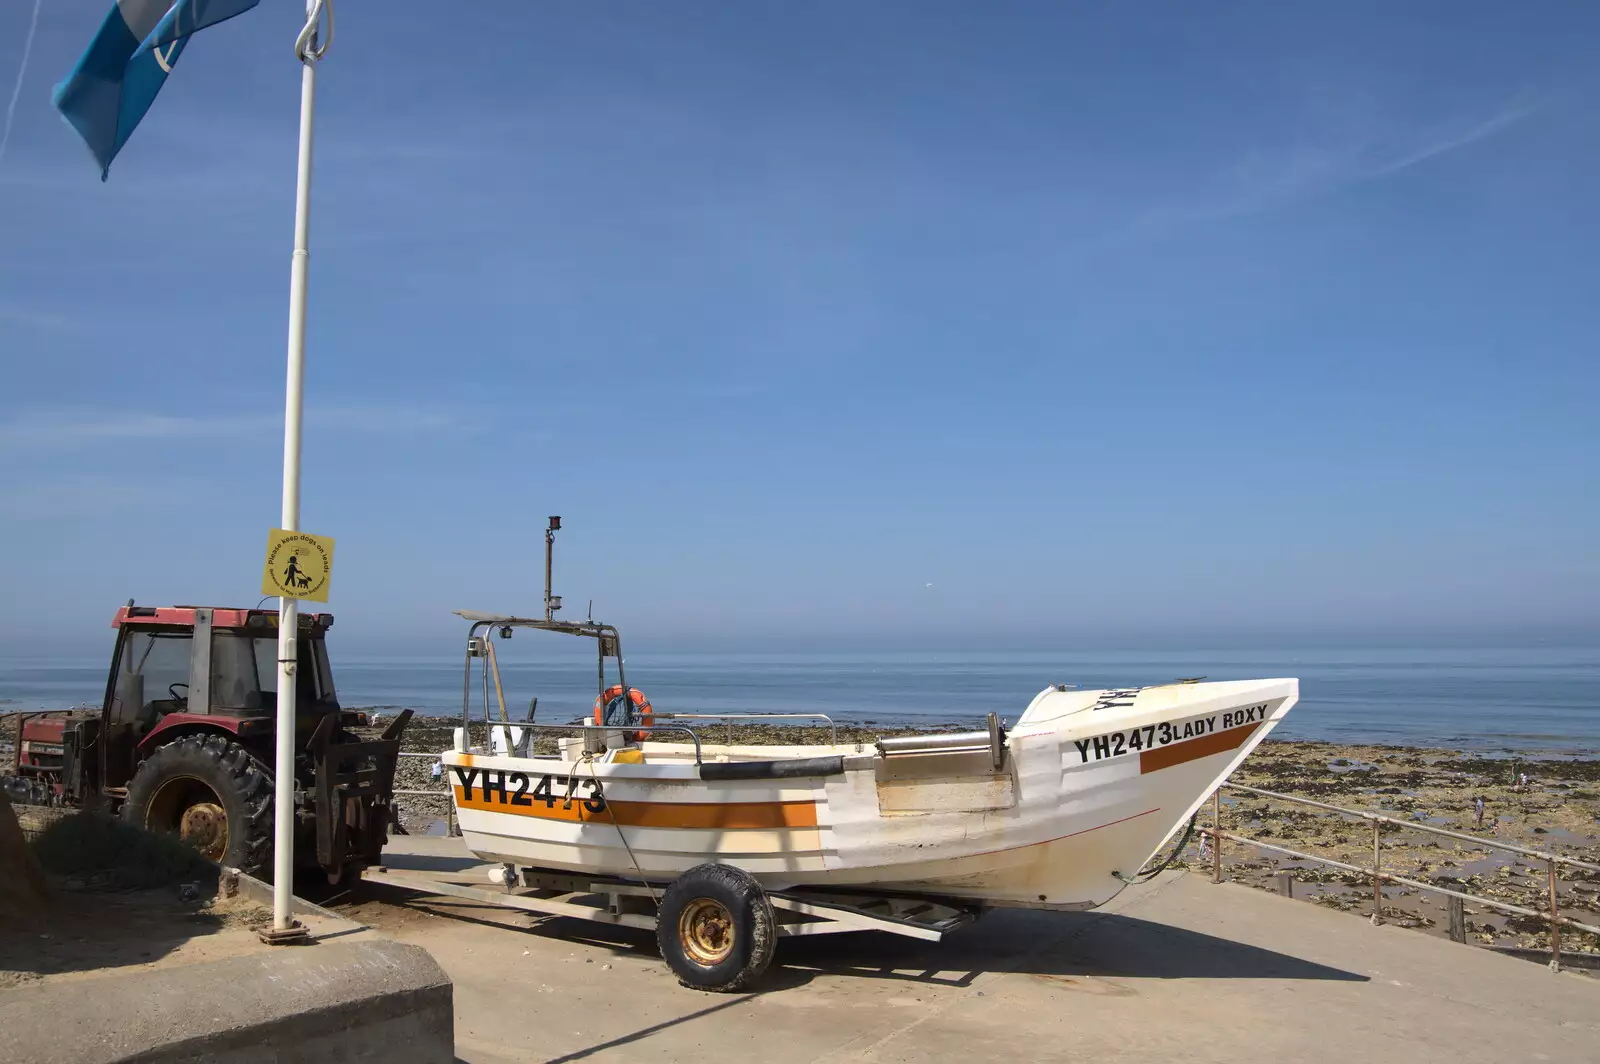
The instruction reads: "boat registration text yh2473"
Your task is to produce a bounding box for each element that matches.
[453,768,607,813]
[1072,703,1270,764]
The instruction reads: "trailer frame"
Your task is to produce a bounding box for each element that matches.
[362,862,981,944]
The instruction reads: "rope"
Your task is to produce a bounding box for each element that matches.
[584,754,660,907]
[1113,812,1199,884]
[295,0,333,62]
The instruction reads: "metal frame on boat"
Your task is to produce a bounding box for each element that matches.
[393,606,989,986]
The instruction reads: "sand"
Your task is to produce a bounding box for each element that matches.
[0,803,279,990]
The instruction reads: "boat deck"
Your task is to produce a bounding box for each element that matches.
[339,834,1597,1063]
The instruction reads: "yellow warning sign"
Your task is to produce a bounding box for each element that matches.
[261,528,336,603]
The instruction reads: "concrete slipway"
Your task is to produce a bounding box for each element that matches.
[346,835,1598,1064]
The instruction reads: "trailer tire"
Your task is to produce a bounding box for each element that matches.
[657,863,775,992]
[123,734,273,876]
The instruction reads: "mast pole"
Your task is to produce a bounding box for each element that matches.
[544,516,560,620]
[269,0,330,941]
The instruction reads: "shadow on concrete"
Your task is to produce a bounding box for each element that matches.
[494,910,1365,1064]
[539,997,754,1064]
[349,882,1368,990]
[1,812,233,982]
[767,906,1370,987]
[347,878,663,955]
[0,890,228,981]
[372,852,487,876]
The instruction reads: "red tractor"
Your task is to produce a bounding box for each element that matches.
[3,603,410,883]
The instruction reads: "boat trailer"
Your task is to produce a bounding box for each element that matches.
[362,859,981,989]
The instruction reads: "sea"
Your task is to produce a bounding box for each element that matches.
[2,646,1596,756]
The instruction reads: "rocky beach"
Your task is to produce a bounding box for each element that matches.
[373,715,1599,959]
[1195,739,1599,958]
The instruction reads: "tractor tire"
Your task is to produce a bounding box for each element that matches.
[123,734,273,876]
[656,863,776,992]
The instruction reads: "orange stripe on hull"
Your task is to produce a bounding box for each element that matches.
[1140,722,1254,773]
[454,789,819,829]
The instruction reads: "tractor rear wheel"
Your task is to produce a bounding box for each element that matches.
[123,734,272,876]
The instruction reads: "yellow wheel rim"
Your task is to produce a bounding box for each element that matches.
[177,800,229,861]
[147,774,229,862]
[678,897,736,966]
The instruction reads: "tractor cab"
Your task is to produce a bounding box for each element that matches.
[7,602,408,883]
[96,604,346,794]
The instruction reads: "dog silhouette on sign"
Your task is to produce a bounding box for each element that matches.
[283,552,313,591]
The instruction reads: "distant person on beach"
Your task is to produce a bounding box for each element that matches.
[1518,771,1529,791]
[1474,795,1486,828]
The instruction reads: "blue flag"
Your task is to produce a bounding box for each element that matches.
[53,0,262,180]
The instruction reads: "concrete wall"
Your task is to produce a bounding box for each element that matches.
[0,938,453,1064]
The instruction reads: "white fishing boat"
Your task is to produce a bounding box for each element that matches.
[382,521,1299,992]
[444,671,1296,911]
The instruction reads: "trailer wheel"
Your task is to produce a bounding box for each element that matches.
[123,734,272,876]
[656,863,775,992]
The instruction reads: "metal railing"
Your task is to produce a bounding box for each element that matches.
[657,712,840,747]
[394,751,457,835]
[387,720,713,838]
[1201,782,1600,972]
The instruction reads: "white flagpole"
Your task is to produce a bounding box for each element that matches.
[270,0,331,939]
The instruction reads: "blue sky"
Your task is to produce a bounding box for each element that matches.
[1,1,1596,654]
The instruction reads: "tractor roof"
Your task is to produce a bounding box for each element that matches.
[112,605,333,630]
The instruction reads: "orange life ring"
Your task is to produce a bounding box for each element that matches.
[594,685,653,741]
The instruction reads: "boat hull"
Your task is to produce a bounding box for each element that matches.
[443,678,1297,910]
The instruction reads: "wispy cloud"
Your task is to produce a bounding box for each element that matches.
[0,0,41,169]
[0,413,237,446]
[1362,102,1539,181]
[0,305,82,332]
[1120,95,1544,243]
[0,472,176,520]
[0,405,470,450]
